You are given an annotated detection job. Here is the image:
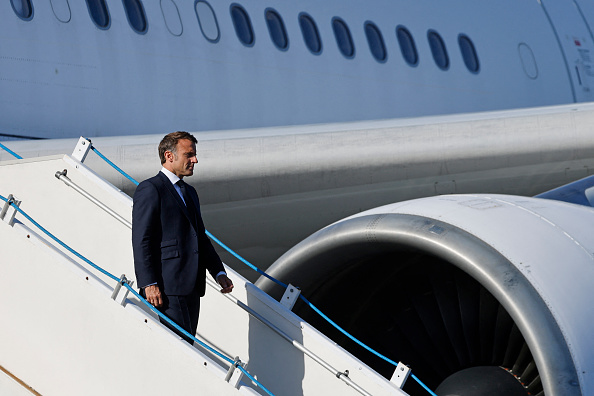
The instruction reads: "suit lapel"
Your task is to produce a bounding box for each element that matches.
[156,172,194,227]
[186,184,204,229]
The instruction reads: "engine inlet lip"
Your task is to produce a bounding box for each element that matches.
[260,213,581,396]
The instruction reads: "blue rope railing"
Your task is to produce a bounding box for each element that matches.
[0,193,275,396]
[90,145,139,186]
[4,140,438,396]
[0,142,23,159]
[205,231,289,289]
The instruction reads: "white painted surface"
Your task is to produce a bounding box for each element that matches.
[0,369,36,396]
[0,1,581,138]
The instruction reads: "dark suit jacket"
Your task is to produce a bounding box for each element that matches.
[132,171,224,296]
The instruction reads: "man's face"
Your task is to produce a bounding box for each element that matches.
[166,139,198,178]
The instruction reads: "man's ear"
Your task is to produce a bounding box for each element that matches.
[164,150,173,162]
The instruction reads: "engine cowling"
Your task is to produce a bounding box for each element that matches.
[256,194,594,396]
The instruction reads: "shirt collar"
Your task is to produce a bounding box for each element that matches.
[160,167,181,185]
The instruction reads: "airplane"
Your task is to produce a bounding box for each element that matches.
[2,0,594,395]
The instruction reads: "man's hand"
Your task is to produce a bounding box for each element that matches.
[144,284,164,308]
[217,274,234,294]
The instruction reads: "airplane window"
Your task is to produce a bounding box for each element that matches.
[123,0,147,34]
[396,26,418,66]
[11,0,33,20]
[230,4,254,47]
[160,0,182,36]
[428,30,449,70]
[299,13,322,55]
[195,1,219,43]
[50,0,71,23]
[86,0,110,29]
[459,34,479,73]
[332,18,355,58]
[518,43,538,79]
[364,22,386,63]
[266,8,288,51]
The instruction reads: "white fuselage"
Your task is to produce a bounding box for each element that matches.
[2,0,594,138]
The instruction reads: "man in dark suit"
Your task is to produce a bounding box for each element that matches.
[132,131,233,343]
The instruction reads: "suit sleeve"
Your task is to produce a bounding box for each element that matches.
[193,193,226,279]
[132,181,161,289]
[200,229,226,280]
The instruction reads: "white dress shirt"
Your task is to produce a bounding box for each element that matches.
[160,167,186,204]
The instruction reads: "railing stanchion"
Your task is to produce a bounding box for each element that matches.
[72,137,92,163]
[0,194,21,226]
[280,283,301,310]
[224,356,246,388]
[391,362,411,389]
[111,274,134,306]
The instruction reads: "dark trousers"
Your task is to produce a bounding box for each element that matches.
[142,285,201,344]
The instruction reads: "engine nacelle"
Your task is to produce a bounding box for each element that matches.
[256,195,594,395]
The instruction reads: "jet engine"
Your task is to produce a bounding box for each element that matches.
[256,194,594,396]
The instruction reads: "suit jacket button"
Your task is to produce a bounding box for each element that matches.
[194,249,198,254]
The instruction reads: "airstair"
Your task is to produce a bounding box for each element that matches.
[0,147,407,395]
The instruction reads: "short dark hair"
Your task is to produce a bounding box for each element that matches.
[158,131,197,164]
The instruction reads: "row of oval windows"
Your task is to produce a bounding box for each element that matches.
[11,0,480,73]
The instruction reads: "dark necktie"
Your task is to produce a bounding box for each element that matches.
[177,180,197,226]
